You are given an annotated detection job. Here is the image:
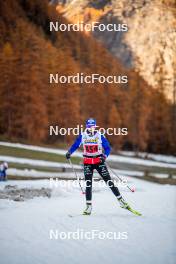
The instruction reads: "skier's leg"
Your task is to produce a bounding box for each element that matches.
[96,162,130,208]
[96,162,122,198]
[84,164,93,202]
[83,164,93,214]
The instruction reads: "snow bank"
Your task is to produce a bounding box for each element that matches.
[0,155,81,169]
[7,168,84,179]
[120,151,176,164]
[108,155,176,169]
[6,167,143,179]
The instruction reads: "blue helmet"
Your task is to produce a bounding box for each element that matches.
[86,118,97,128]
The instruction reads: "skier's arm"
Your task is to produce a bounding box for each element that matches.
[101,135,111,158]
[68,134,82,155]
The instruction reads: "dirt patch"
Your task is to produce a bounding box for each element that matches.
[0,185,51,201]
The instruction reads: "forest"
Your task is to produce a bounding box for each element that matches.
[0,0,175,154]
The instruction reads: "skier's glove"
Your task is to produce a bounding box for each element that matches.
[66,151,71,160]
[100,154,106,163]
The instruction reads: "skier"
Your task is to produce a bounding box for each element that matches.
[0,162,8,181]
[66,118,130,215]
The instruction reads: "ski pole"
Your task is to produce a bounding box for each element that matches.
[106,162,135,193]
[68,158,85,194]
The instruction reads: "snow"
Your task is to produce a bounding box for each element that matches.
[8,166,170,180]
[6,167,144,179]
[0,177,175,264]
[7,168,84,179]
[0,155,81,169]
[108,155,176,169]
[120,151,176,164]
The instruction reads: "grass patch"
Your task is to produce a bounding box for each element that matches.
[0,145,81,164]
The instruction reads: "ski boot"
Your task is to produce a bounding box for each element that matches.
[118,197,130,209]
[118,197,142,216]
[83,203,92,215]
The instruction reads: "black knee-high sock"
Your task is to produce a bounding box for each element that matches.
[96,162,121,198]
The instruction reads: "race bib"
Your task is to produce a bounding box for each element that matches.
[84,144,98,154]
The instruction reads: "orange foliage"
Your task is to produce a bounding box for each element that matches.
[0,0,175,154]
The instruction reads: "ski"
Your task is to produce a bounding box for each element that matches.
[68,212,91,217]
[125,206,142,216]
[82,212,91,216]
[69,208,141,217]
[68,214,89,217]
[68,214,82,218]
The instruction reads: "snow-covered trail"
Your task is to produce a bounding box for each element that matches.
[0,178,175,264]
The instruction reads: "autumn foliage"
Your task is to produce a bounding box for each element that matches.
[0,0,175,154]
